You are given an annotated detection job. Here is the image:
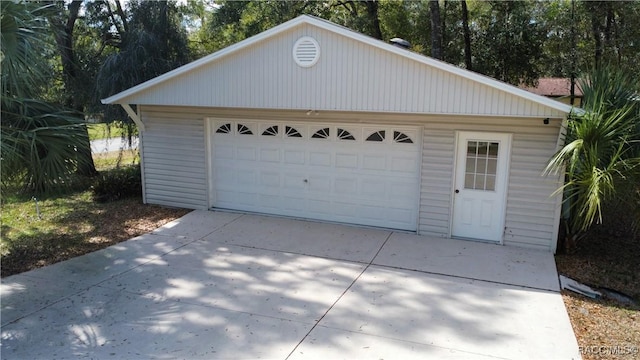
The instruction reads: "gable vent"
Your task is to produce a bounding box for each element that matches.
[293,37,320,68]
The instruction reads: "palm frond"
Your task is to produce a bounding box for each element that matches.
[548,65,640,233]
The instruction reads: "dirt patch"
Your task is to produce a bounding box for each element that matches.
[1,197,190,277]
[556,232,640,358]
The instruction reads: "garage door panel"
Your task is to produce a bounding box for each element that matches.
[258,194,280,209]
[391,156,419,173]
[284,150,305,164]
[214,145,234,159]
[363,154,387,170]
[216,167,234,183]
[309,152,331,166]
[236,147,256,160]
[333,202,357,217]
[212,121,420,231]
[260,172,281,187]
[361,180,385,196]
[388,208,413,223]
[334,178,357,194]
[389,182,418,198]
[335,153,358,168]
[282,196,305,211]
[236,169,257,185]
[359,205,386,221]
[260,148,280,162]
[308,175,331,192]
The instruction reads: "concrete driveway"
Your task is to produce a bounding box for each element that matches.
[1,211,580,359]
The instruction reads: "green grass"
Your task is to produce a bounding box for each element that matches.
[1,191,95,256]
[0,151,189,277]
[88,122,137,141]
[0,191,189,276]
[93,149,140,171]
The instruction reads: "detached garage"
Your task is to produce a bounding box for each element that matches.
[103,15,575,252]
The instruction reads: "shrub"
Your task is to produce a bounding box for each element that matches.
[92,165,142,202]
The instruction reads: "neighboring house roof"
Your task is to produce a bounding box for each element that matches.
[519,78,584,97]
[102,15,575,117]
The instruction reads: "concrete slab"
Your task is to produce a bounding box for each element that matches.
[374,232,561,291]
[0,211,580,359]
[19,233,194,288]
[318,265,580,360]
[202,213,391,263]
[1,286,311,359]
[99,242,365,322]
[152,210,242,240]
[1,275,86,326]
[290,326,499,360]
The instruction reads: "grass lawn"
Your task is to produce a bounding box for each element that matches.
[0,150,189,277]
[88,122,137,141]
[555,233,640,359]
[93,149,140,170]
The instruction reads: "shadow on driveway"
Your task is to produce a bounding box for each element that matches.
[1,211,580,359]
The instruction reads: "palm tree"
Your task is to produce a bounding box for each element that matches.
[1,1,91,193]
[546,66,640,246]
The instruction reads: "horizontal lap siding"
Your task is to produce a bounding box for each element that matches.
[504,132,561,250]
[140,106,562,250]
[419,129,455,236]
[417,117,562,251]
[140,109,207,210]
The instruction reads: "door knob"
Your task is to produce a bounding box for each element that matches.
[304,179,308,183]
[455,189,459,193]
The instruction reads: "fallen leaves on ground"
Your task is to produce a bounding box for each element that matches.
[556,232,640,359]
[1,197,190,277]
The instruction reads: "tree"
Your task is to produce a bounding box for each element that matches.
[429,0,442,60]
[461,0,472,70]
[1,1,91,193]
[96,0,192,121]
[362,0,383,40]
[472,1,545,85]
[545,66,640,246]
[47,0,98,177]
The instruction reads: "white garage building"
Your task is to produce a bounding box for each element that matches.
[103,15,575,252]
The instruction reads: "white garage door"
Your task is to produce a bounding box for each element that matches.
[210,120,421,231]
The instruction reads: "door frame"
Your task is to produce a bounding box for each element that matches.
[449,131,512,244]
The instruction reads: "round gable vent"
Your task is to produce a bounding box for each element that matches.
[293,37,320,68]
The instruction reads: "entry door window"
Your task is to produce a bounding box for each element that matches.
[464,141,499,191]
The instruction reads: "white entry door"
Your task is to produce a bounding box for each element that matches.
[451,132,511,242]
[210,120,421,231]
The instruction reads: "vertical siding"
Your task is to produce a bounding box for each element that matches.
[140,108,208,210]
[126,25,567,119]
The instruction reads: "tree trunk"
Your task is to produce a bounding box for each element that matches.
[363,1,383,40]
[604,2,613,49]
[589,3,603,68]
[570,0,577,106]
[429,0,443,60]
[441,0,447,61]
[51,0,98,177]
[114,0,128,33]
[461,0,472,70]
